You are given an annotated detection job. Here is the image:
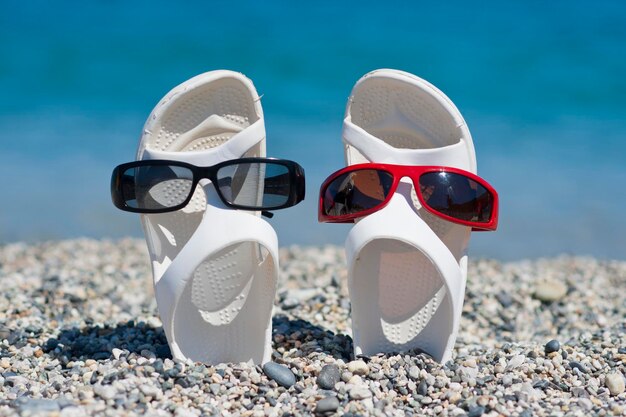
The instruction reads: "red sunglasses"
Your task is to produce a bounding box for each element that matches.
[318,163,499,231]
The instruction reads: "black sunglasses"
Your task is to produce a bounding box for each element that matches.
[111,157,305,215]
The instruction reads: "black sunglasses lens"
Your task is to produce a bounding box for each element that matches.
[216,162,293,209]
[323,169,393,217]
[116,164,194,211]
[418,172,493,223]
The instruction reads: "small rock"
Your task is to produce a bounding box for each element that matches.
[112,348,124,360]
[93,384,117,400]
[349,386,372,400]
[282,298,299,310]
[347,360,369,376]
[263,362,296,388]
[140,384,161,398]
[449,382,462,392]
[506,354,525,370]
[534,280,567,302]
[578,398,593,411]
[569,361,586,374]
[545,339,560,354]
[15,398,61,413]
[467,405,485,417]
[408,365,420,380]
[315,396,340,414]
[502,374,513,386]
[317,364,341,390]
[495,291,513,308]
[417,380,428,396]
[606,372,625,396]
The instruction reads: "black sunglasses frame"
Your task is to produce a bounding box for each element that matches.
[111,157,306,214]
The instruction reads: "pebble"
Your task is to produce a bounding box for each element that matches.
[263,362,296,388]
[315,396,340,414]
[349,386,372,400]
[93,384,116,400]
[569,361,587,373]
[112,348,124,360]
[534,280,567,302]
[347,360,369,375]
[317,364,341,390]
[467,405,485,417]
[417,379,428,395]
[545,339,560,354]
[506,354,525,370]
[16,398,62,413]
[408,365,420,379]
[605,372,625,396]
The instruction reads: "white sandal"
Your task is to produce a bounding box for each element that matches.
[342,69,476,363]
[136,70,278,365]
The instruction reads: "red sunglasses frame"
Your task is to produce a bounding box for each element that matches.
[318,163,499,231]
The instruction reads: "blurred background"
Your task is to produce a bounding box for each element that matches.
[1,1,624,260]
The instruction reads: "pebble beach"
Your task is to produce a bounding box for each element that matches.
[0,239,624,416]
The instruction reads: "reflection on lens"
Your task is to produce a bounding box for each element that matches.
[418,172,492,223]
[216,162,291,209]
[122,165,193,210]
[323,169,393,216]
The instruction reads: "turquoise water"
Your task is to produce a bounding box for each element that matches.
[1,1,625,259]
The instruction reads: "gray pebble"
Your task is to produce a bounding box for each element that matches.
[315,396,340,414]
[495,291,513,308]
[263,362,296,388]
[417,379,428,396]
[569,361,586,373]
[347,360,369,376]
[534,280,567,302]
[545,339,560,354]
[15,398,62,413]
[349,386,372,400]
[317,364,341,390]
[467,405,485,417]
[93,384,116,400]
[605,373,625,396]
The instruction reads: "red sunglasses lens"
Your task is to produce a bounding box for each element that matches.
[323,169,393,217]
[418,172,493,224]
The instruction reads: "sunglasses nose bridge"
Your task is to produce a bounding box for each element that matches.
[397,173,420,189]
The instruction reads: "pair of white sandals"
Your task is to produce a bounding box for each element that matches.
[134,69,476,365]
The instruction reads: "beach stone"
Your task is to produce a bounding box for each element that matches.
[534,280,567,302]
[417,379,428,396]
[506,354,525,370]
[315,396,340,414]
[495,291,513,308]
[15,398,61,413]
[263,362,296,388]
[408,365,420,380]
[349,386,372,400]
[112,348,124,360]
[570,361,587,373]
[605,373,625,396]
[347,360,369,376]
[93,384,116,400]
[467,405,485,417]
[0,326,11,342]
[545,339,560,354]
[317,364,341,390]
[578,398,593,411]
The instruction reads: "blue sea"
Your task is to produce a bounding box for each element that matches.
[1,1,625,260]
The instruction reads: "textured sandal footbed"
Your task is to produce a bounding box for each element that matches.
[344,69,475,362]
[136,71,276,364]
